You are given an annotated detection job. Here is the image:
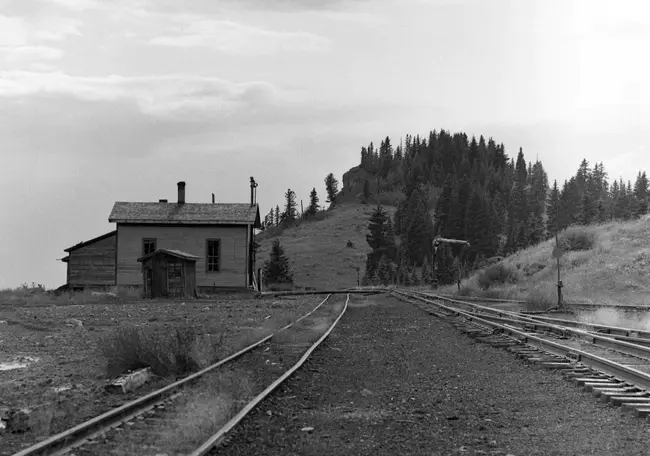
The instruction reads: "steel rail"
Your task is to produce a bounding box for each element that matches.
[12,294,334,456]
[190,293,350,456]
[449,306,650,361]
[512,313,650,339]
[408,288,650,311]
[395,290,650,391]
[415,290,650,341]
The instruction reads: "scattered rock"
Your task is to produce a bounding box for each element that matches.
[300,426,314,432]
[3,408,31,433]
[360,388,374,397]
[105,367,152,394]
[65,318,83,327]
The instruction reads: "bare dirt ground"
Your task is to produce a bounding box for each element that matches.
[0,294,323,453]
[219,294,650,456]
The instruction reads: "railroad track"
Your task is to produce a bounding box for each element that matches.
[394,289,650,419]
[415,291,650,345]
[13,293,350,456]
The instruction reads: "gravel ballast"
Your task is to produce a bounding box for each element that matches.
[218,293,650,456]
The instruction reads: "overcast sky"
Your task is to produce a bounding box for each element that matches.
[1,0,649,289]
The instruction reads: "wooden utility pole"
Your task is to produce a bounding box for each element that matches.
[553,231,564,310]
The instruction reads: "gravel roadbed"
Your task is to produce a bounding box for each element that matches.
[0,295,322,454]
[218,293,650,456]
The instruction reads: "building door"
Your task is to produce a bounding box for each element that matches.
[145,268,153,298]
[167,262,183,297]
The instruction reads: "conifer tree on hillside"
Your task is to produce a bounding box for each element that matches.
[420,260,431,285]
[634,171,649,216]
[546,180,560,235]
[306,187,319,216]
[325,173,339,205]
[262,239,293,285]
[283,189,297,222]
[364,204,394,277]
[274,205,280,226]
[353,129,647,244]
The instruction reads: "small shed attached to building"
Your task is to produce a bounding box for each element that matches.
[61,230,117,290]
[137,249,200,299]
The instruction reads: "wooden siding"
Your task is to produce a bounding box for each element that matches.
[117,224,248,287]
[140,253,197,298]
[68,233,117,287]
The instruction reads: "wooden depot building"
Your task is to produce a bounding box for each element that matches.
[60,179,261,294]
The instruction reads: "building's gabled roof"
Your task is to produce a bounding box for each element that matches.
[137,248,201,263]
[59,256,69,263]
[64,230,117,253]
[108,202,260,226]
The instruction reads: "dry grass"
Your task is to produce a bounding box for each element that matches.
[153,369,255,454]
[256,204,396,290]
[441,218,650,307]
[0,284,142,308]
[100,325,203,378]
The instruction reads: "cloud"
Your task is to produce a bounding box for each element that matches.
[206,0,371,12]
[147,18,330,54]
[41,0,101,11]
[1,45,63,70]
[0,15,81,46]
[0,71,278,117]
[2,45,63,60]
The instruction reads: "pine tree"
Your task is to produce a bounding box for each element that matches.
[306,187,319,216]
[411,269,420,286]
[633,171,649,217]
[420,260,431,285]
[262,239,293,285]
[433,174,454,235]
[404,187,433,266]
[274,205,280,226]
[365,204,392,277]
[377,256,391,285]
[527,212,545,245]
[324,173,339,205]
[283,189,297,221]
[546,180,560,235]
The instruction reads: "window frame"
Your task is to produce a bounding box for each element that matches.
[206,238,221,273]
[142,238,157,256]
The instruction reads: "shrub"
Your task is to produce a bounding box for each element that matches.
[476,263,518,290]
[523,261,546,277]
[523,289,557,311]
[557,227,597,251]
[100,324,202,378]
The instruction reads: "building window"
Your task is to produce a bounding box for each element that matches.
[143,238,157,256]
[206,239,221,272]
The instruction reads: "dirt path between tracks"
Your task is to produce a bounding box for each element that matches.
[219,293,650,456]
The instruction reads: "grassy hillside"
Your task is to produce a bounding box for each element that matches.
[445,215,650,306]
[256,201,650,307]
[255,204,395,290]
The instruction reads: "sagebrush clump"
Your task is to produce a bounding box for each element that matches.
[100,325,202,378]
[557,227,597,251]
[476,263,518,290]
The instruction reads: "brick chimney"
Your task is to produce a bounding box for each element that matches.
[177,181,186,204]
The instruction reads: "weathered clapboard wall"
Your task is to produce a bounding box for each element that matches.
[116,224,248,289]
[68,232,117,287]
